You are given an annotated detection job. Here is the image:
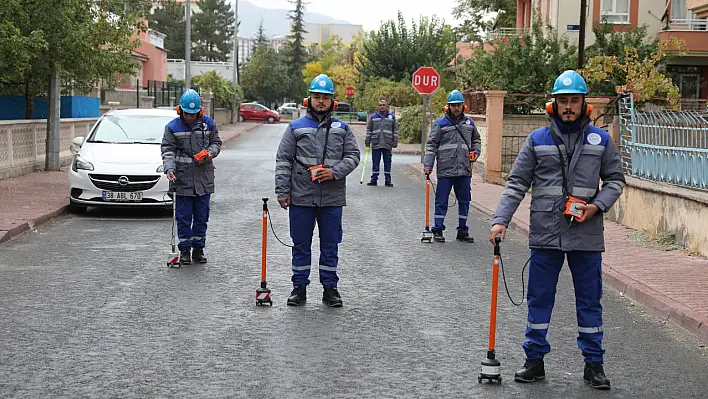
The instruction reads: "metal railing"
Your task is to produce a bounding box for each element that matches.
[666,18,708,31]
[486,28,527,41]
[618,93,708,191]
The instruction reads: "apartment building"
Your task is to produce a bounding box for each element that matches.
[505,0,708,98]
[298,23,364,45]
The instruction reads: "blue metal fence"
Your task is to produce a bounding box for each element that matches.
[618,93,708,191]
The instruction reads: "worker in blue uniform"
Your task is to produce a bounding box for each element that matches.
[490,70,626,390]
[423,90,481,243]
[162,89,222,265]
[275,74,360,307]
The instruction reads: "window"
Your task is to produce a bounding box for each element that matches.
[89,115,175,144]
[242,104,253,110]
[601,0,629,24]
[254,105,265,111]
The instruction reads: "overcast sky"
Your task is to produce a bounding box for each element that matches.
[253,0,462,32]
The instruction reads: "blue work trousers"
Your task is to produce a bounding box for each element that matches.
[289,205,343,288]
[523,249,605,364]
[432,176,471,233]
[370,149,392,183]
[175,194,211,249]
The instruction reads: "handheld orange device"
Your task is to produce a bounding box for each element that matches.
[563,196,586,219]
[194,149,209,163]
[470,152,478,162]
[309,164,324,182]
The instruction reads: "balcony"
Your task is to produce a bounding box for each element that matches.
[660,18,708,54]
[486,28,528,41]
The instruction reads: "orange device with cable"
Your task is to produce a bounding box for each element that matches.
[563,196,587,219]
[194,149,210,164]
[309,164,324,182]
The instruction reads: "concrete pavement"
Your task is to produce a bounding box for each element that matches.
[0,122,261,245]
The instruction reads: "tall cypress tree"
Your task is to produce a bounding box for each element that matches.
[287,0,308,98]
[252,19,268,53]
[148,0,186,60]
[192,0,235,62]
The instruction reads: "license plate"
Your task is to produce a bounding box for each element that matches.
[102,191,143,201]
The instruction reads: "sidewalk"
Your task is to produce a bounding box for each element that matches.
[403,162,708,343]
[0,122,261,245]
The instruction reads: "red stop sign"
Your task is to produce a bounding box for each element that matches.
[412,67,440,95]
[345,86,355,97]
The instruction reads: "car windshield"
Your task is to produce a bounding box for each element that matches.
[88,115,174,144]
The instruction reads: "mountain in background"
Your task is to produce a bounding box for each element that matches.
[238,0,351,38]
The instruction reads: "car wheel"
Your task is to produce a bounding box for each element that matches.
[68,200,87,214]
[267,116,275,124]
[239,115,245,122]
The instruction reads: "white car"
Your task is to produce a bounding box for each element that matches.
[67,108,176,213]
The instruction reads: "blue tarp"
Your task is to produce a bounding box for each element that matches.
[0,96,100,120]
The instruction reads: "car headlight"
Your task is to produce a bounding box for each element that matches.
[73,155,94,172]
[156,165,165,173]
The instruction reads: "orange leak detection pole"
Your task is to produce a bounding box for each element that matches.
[421,175,434,243]
[256,198,273,306]
[479,236,502,384]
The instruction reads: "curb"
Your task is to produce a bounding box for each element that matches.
[404,163,708,343]
[0,123,261,247]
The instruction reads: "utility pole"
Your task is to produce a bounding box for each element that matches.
[185,0,192,89]
[232,0,239,123]
[578,0,587,69]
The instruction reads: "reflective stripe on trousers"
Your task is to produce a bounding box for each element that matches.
[432,176,471,233]
[289,205,343,287]
[175,194,211,249]
[370,148,392,182]
[523,249,605,364]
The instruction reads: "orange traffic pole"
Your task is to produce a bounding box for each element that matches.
[262,203,268,282]
[479,236,502,384]
[425,177,430,229]
[256,198,273,306]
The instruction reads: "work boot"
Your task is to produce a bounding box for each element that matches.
[456,231,475,243]
[192,247,208,263]
[385,181,394,187]
[433,230,445,243]
[287,285,307,306]
[367,180,377,186]
[584,363,611,390]
[514,358,545,383]
[179,248,191,265]
[322,286,343,307]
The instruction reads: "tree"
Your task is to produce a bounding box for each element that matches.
[2,0,147,117]
[0,4,47,86]
[241,46,289,104]
[252,19,268,53]
[148,0,186,60]
[357,12,456,83]
[457,16,577,113]
[192,70,244,111]
[286,0,308,98]
[453,0,516,43]
[583,23,660,96]
[192,0,235,62]
[583,37,686,107]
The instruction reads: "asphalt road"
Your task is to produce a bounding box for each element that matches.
[1,123,706,398]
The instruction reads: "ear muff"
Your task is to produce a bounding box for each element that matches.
[444,104,468,112]
[303,97,338,110]
[546,99,593,117]
[176,105,204,117]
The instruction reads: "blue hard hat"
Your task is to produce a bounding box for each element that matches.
[447,90,464,104]
[309,74,335,95]
[180,89,202,114]
[552,70,588,95]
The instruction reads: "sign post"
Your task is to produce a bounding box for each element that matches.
[412,67,441,163]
